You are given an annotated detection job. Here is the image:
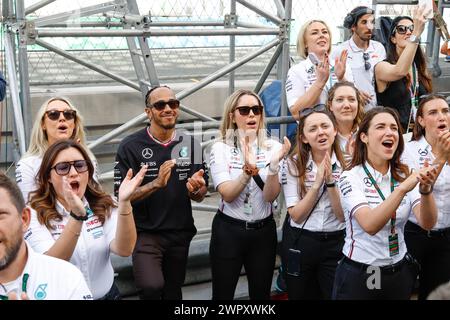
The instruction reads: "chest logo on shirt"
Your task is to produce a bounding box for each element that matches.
[306,163,313,173]
[34,283,48,300]
[231,148,239,156]
[363,177,373,187]
[142,148,153,159]
[179,146,189,158]
[418,148,428,156]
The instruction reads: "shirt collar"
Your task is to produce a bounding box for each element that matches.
[306,151,341,170]
[349,37,375,54]
[364,160,391,183]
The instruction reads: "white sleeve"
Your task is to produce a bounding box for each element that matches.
[66,265,94,300]
[24,208,56,254]
[282,160,301,209]
[209,142,232,189]
[407,183,421,211]
[104,207,119,246]
[285,66,306,111]
[401,145,419,171]
[15,158,38,204]
[338,171,369,218]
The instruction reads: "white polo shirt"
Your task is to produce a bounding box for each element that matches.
[16,154,99,205]
[332,38,386,110]
[339,162,421,266]
[285,55,353,112]
[25,199,118,299]
[209,139,282,221]
[1,242,92,300]
[281,152,345,232]
[402,136,450,229]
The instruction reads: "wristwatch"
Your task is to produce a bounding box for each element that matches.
[70,211,88,221]
[409,35,420,44]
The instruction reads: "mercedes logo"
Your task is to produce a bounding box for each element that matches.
[142,148,153,159]
[418,149,428,156]
[363,177,373,187]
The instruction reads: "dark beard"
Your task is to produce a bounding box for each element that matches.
[0,236,23,271]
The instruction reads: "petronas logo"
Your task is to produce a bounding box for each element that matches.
[34,284,48,300]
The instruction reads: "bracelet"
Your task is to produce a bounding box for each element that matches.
[325,181,336,188]
[119,210,133,216]
[242,164,259,176]
[419,185,433,195]
[70,211,88,221]
[65,226,80,237]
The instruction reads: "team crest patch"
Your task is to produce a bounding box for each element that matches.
[34,284,48,300]
[179,146,189,158]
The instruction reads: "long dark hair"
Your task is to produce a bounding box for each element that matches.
[349,107,409,182]
[30,139,115,230]
[412,94,449,141]
[387,16,432,93]
[288,110,345,197]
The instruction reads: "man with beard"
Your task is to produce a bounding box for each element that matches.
[114,85,208,300]
[333,6,386,110]
[0,173,92,300]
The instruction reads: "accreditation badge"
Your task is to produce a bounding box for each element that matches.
[388,233,399,256]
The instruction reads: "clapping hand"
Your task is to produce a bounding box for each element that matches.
[119,165,148,202]
[186,169,206,194]
[334,49,348,81]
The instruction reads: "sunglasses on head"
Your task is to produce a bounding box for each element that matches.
[45,110,76,121]
[393,24,414,35]
[52,160,89,176]
[363,52,371,71]
[149,99,180,111]
[235,105,263,116]
[298,103,327,119]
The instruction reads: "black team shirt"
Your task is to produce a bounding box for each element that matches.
[114,127,207,234]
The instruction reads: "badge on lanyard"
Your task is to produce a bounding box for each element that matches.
[388,233,399,257]
[243,192,252,216]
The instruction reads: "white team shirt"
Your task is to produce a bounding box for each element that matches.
[332,38,386,110]
[281,152,345,232]
[16,154,99,205]
[403,136,450,229]
[209,139,282,221]
[1,242,92,300]
[339,162,421,266]
[285,54,353,112]
[25,199,118,299]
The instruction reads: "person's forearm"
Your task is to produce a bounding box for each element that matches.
[44,218,82,261]
[288,185,322,224]
[417,193,438,230]
[189,185,208,202]
[130,180,160,203]
[291,81,325,120]
[218,173,251,203]
[393,41,420,77]
[263,173,281,202]
[327,186,345,222]
[111,201,137,256]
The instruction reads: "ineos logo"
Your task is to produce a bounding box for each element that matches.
[142,148,153,159]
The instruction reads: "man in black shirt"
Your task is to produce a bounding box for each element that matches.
[114,85,207,300]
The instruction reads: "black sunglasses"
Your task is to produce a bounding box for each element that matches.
[393,24,414,35]
[363,52,371,71]
[45,110,76,121]
[52,160,89,176]
[149,99,180,111]
[298,103,327,119]
[235,105,263,116]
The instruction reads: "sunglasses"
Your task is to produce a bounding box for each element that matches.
[45,110,76,121]
[298,103,327,119]
[52,160,89,176]
[394,24,414,35]
[363,52,371,71]
[235,105,263,116]
[149,99,180,111]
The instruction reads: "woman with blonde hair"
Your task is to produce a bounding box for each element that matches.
[286,19,349,120]
[209,89,290,299]
[16,97,97,203]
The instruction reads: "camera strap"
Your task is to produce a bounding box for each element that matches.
[289,184,327,248]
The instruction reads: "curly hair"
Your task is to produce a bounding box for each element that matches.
[29,139,116,230]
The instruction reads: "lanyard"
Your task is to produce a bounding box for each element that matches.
[407,63,419,132]
[362,165,397,234]
[0,273,29,300]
